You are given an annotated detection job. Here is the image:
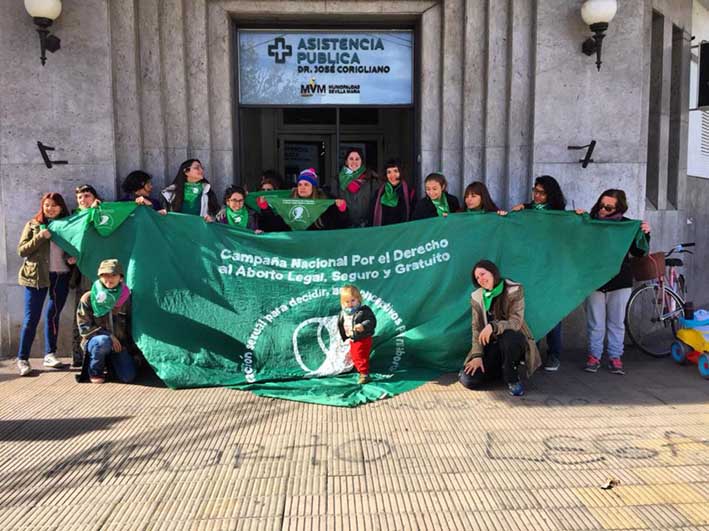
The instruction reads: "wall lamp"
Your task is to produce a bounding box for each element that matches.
[24,0,62,66]
[581,0,617,71]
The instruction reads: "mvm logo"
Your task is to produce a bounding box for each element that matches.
[300,78,326,97]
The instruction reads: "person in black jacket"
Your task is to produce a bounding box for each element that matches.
[412,172,461,220]
[337,285,377,384]
[371,159,416,226]
[258,168,349,231]
[576,189,650,375]
[511,174,567,371]
[255,171,290,232]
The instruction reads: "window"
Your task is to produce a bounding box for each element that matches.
[645,11,663,208]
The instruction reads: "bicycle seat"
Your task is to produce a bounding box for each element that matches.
[666,258,683,267]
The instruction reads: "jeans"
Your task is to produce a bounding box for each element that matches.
[544,322,563,359]
[87,335,136,383]
[17,272,71,360]
[459,330,527,388]
[584,288,631,360]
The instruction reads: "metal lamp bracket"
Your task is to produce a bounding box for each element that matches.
[567,140,596,168]
[37,141,68,168]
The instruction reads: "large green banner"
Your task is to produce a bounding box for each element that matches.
[49,204,642,406]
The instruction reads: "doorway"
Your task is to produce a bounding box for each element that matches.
[238,107,415,193]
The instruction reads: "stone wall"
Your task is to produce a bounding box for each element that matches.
[0,0,702,358]
[0,0,115,356]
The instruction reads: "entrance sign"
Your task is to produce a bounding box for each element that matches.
[238,30,414,105]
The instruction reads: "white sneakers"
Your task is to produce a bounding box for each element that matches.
[17,359,32,376]
[43,353,64,369]
[17,354,65,375]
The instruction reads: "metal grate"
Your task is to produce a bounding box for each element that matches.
[702,111,709,156]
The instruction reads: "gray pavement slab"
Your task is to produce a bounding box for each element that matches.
[0,348,707,530]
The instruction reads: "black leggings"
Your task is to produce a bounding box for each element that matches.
[459,330,527,388]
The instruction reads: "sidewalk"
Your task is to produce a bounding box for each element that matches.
[0,348,707,531]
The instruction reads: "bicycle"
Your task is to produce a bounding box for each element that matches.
[625,242,695,357]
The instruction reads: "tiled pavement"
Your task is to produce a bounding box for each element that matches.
[0,349,707,531]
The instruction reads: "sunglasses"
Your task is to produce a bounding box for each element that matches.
[600,204,616,212]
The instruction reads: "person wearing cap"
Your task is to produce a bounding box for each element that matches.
[76,259,139,384]
[120,170,167,214]
[257,168,350,231]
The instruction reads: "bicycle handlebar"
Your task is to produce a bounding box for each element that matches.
[666,242,696,258]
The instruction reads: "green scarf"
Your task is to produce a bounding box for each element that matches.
[182,182,203,215]
[380,182,399,208]
[533,203,547,211]
[466,207,484,214]
[482,281,505,312]
[338,165,366,191]
[431,194,450,217]
[90,279,122,317]
[226,206,248,229]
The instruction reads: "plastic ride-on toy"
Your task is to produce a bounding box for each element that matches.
[671,310,709,379]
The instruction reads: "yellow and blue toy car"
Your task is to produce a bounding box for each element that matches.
[672,311,709,379]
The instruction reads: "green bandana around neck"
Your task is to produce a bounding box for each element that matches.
[380,182,399,208]
[338,165,366,190]
[482,281,505,312]
[533,203,547,211]
[90,279,122,317]
[226,206,248,229]
[431,193,450,217]
[182,182,203,215]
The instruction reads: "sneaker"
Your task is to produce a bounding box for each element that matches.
[89,375,106,384]
[507,381,525,396]
[43,353,64,369]
[544,356,561,372]
[358,374,370,385]
[17,359,32,376]
[584,355,601,373]
[608,358,625,375]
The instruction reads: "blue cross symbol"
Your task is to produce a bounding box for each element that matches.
[267,37,292,64]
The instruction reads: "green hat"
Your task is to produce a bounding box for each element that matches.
[97,259,124,277]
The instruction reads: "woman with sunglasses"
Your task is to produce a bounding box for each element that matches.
[511,175,567,371]
[576,189,650,375]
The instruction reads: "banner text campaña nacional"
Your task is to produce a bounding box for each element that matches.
[49,204,641,404]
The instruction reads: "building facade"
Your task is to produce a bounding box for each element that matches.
[0,0,707,356]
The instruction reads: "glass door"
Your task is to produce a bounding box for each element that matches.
[279,135,330,187]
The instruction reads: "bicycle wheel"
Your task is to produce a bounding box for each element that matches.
[625,284,684,357]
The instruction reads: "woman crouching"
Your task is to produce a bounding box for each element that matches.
[459,260,541,396]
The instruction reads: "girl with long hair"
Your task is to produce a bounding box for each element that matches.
[16,193,76,376]
[160,159,220,221]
